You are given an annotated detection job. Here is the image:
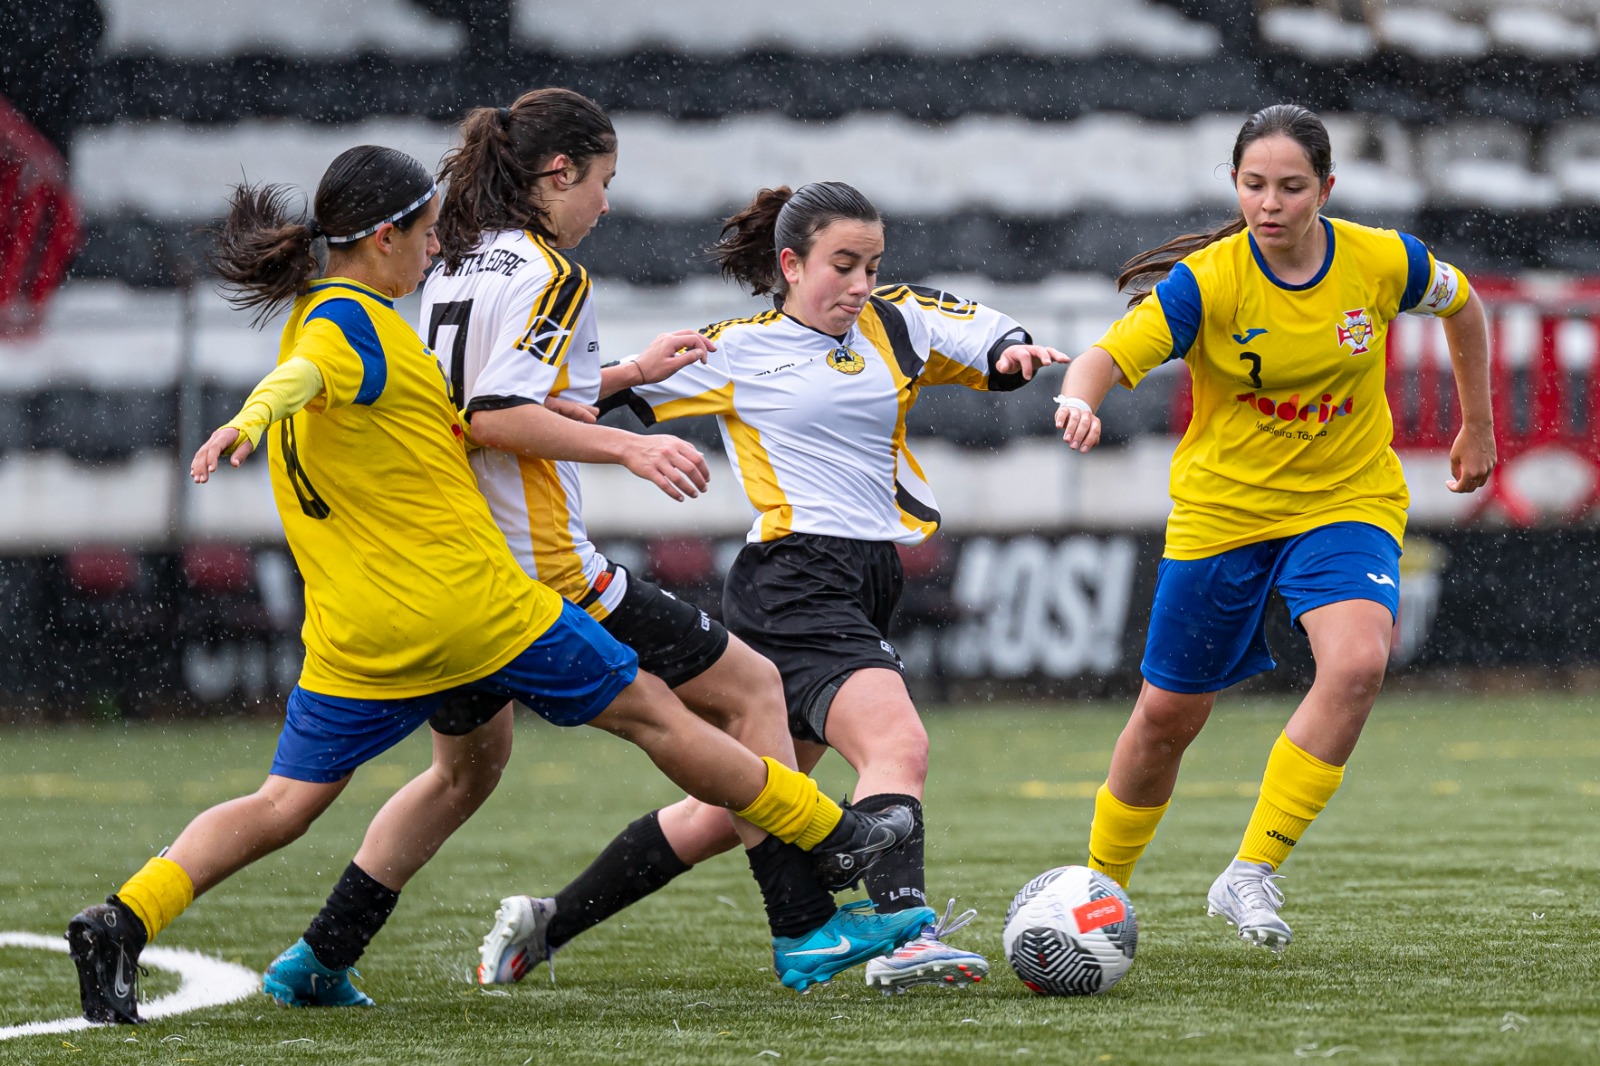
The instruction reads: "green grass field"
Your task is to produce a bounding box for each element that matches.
[1,695,1596,1065]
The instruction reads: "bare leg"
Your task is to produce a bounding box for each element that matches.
[353,704,514,890]
[1288,599,1392,764]
[587,672,771,815]
[164,775,348,897]
[821,668,927,801]
[1105,682,1217,808]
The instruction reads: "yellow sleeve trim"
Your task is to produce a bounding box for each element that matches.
[222,356,325,451]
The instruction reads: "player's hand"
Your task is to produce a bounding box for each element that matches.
[1446,421,1496,493]
[623,434,711,501]
[545,396,599,424]
[995,344,1070,381]
[633,330,716,385]
[190,427,251,483]
[1054,396,1103,454]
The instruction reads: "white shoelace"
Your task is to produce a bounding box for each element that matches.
[920,898,978,944]
[1236,870,1287,914]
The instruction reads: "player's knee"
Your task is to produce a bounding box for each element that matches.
[437,757,506,808]
[1132,692,1208,747]
[670,800,742,863]
[1316,646,1388,706]
[591,674,681,746]
[856,716,929,784]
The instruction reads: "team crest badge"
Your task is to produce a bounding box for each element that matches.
[826,345,865,375]
[1336,308,1374,356]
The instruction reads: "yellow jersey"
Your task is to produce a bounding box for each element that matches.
[1098,216,1471,560]
[268,277,562,698]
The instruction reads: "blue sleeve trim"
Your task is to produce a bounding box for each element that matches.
[1154,262,1202,362]
[305,298,388,406]
[1397,232,1431,314]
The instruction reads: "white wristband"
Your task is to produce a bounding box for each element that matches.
[1055,395,1093,415]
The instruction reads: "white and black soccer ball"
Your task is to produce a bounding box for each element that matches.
[1002,865,1137,996]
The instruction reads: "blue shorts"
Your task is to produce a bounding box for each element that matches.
[1141,522,1401,695]
[271,600,639,783]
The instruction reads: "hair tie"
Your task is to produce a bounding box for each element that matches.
[496,106,512,129]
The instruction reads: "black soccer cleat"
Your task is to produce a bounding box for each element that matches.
[66,898,148,1024]
[810,802,915,892]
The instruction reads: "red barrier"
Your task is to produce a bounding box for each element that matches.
[0,92,81,336]
[1387,284,1600,526]
[1165,280,1600,526]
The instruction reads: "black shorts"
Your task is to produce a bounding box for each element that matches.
[599,567,729,689]
[723,534,905,745]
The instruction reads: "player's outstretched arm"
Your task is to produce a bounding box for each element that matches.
[190,356,326,483]
[994,343,1070,381]
[1441,290,1496,494]
[472,403,710,501]
[597,330,715,399]
[1054,347,1126,455]
[190,427,251,483]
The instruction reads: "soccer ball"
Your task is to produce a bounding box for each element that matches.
[1002,865,1137,995]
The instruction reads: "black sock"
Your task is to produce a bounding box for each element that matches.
[746,837,838,939]
[548,810,691,951]
[302,862,400,971]
[852,793,927,913]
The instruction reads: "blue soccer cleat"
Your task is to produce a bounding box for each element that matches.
[262,938,375,1007]
[773,900,935,991]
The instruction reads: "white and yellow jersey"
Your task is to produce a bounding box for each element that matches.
[419,229,624,616]
[627,284,1031,545]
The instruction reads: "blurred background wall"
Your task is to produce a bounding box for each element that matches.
[3,0,1599,717]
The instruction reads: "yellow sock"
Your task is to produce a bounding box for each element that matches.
[1237,732,1345,869]
[1087,783,1169,889]
[115,856,195,940]
[733,757,844,850]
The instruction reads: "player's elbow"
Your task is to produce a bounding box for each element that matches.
[466,409,515,451]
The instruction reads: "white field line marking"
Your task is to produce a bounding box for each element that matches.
[0,931,258,1040]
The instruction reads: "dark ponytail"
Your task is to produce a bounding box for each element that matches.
[713,181,881,301]
[213,144,435,325]
[436,87,616,270]
[1116,103,1334,306]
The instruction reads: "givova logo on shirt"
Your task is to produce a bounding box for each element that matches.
[1236,390,1355,424]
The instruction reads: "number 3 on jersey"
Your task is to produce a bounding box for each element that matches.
[1238,351,1262,389]
[427,299,474,405]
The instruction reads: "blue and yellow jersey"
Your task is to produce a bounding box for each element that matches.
[268,277,563,698]
[1098,216,1471,559]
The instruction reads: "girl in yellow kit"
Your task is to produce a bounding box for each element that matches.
[65,144,915,1025]
[1055,104,1496,952]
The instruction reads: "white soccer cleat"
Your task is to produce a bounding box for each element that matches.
[1206,860,1292,953]
[477,895,556,985]
[863,899,989,993]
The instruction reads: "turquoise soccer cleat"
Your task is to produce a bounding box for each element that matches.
[773,900,935,991]
[262,938,375,1007]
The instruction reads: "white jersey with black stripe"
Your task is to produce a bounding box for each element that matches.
[629,284,1031,545]
[419,229,625,616]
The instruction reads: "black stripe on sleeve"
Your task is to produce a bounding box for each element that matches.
[867,296,924,381]
[596,387,658,426]
[894,480,941,526]
[463,394,539,421]
[986,327,1034,392]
